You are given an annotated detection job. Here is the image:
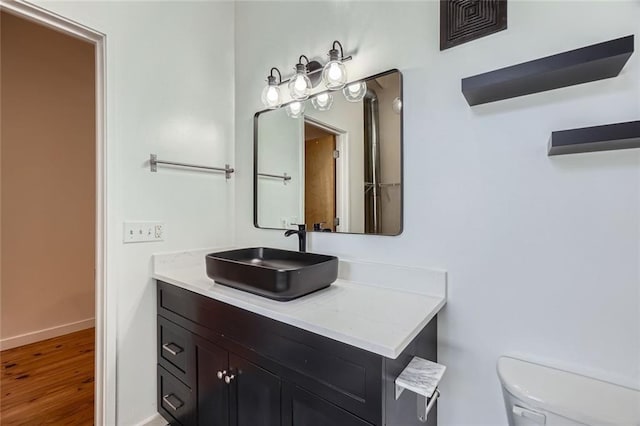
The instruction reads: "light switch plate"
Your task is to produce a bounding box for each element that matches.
[123,222,164,243]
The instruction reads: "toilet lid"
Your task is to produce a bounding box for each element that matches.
[497,357,640,426]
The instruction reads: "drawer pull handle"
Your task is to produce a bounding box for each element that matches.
[162,343,183,356]
[217,370,227,380]
[224,374,235,384]
[162,394,184,411]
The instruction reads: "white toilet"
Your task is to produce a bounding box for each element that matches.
[497,356,640,426]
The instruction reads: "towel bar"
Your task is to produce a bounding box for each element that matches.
[150,154,234,179]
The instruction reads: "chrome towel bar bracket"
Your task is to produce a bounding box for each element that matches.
[150,154,235,180]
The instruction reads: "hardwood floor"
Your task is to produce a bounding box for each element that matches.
[0,328,94,425]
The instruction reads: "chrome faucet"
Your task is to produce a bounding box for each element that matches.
[284,224,307,253]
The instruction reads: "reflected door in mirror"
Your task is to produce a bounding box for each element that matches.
[304,124,336,232]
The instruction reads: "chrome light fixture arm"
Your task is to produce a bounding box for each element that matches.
[268,67,282,85]
[330,40,344,61]
[278,56,352,86]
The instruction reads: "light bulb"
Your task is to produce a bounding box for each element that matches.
[322,60,347,90]
[294,76,307,91]
[329,63,342,81]
[261,74,282,109]
[392,97,402,114]
[311,92,333,111]
[267,87,278,101]
[343,81,367,102]
[317,93,330,105]
[286,101,305,118]
[288,63,311,100]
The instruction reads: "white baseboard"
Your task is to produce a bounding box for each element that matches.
[135,413,166,426]
[0,317,95,351]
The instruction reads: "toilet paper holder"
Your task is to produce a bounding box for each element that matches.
[395,357,446,423]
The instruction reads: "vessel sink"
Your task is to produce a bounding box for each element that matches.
[205,247,338,301]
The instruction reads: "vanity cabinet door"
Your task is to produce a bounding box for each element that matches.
[195,336,230,426]
[229,353,281,426]
[283,385,373,426]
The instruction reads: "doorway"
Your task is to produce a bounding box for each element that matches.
[0,8,103,424]
[304,123,337,232]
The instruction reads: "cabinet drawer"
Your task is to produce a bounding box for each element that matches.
[158,365,195,426]
[158,316,193,387]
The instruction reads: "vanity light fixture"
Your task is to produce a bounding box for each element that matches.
[311,92,333,111]
[322,40,348,90]
[289,55,313,100]
[286,101,305,118]
[261,67,283,109]
[343,81,367,102]
[261,40,353,112]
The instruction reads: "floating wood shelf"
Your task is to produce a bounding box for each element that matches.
[548,120,640,156]
[462,35,634,106]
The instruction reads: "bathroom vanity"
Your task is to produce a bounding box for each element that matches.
[153,249,446,426]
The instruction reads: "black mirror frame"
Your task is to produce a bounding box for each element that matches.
[253,68,404,236]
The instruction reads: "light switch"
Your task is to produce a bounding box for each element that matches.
[123,222,165,243]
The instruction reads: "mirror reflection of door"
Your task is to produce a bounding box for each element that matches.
[304,123,336,232]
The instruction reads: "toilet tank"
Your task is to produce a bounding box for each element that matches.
[497,356,640,426]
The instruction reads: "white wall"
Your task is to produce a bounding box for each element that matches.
[32,2,235,424]
[235,2,640,425]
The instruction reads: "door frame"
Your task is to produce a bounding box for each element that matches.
[303,116,350,232]
[0,1,113,425]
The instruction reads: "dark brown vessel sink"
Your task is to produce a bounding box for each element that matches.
[205,247,338,301]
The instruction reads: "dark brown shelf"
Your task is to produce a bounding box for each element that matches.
[548,120,640,156]
[462,35,634,106]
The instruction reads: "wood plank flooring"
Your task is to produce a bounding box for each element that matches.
[0,328,94,425]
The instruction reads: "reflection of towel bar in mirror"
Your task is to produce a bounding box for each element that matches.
[258,172,291,184]
[149,154,235,179]
[364,182,401,196]
[365,182,401,187]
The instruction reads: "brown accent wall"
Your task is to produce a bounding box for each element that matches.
[1,12,95,343]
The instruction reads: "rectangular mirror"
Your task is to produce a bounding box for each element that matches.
[254,69,402,235]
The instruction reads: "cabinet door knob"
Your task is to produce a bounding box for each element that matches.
[217,370,227,380]
[162,394,184,412]
[224,374,235,384]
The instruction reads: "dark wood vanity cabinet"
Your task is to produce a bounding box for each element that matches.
[156,280,438,426]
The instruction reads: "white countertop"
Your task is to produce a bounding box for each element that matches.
[152,248,447,359]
